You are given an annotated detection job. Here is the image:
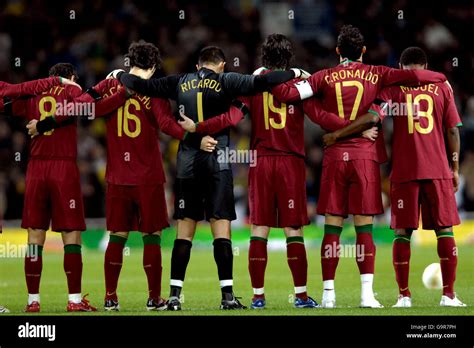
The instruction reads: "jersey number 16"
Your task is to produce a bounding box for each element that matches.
[117,99,142,138]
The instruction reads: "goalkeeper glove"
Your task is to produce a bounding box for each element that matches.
[106,69,125,80]
[291,68,311,79]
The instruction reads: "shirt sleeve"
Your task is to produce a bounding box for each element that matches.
[376,86,397,119]
[221,73,257,96]
[153,98,185,140]
[0,77,61,97]
[303,97,350,131]
[0,97,28,118]
[271,71,323,103]
[94,88,128,118]
[196,102,247,135]
[443,85,462,128]
[380,66,446,87]
[52,81,126,123]
[74,83,128,120]
[118,73,180,99]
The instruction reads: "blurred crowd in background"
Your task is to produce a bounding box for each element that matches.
[0,0,473,226]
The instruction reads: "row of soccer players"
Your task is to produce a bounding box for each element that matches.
[0,24,465,312]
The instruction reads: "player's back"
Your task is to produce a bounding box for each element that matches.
[380,81,461,183]
[246,70,305,157]
[95,78,170,186]
[175,68,236,178]
[311,61,388,163]
[24,84,81,159]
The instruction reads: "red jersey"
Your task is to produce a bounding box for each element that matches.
[272,61,447,164]
[195,71,350,157]
[379,81,462,183]
[1,85,82,159]
[92,79,185,185]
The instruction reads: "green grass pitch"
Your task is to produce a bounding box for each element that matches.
[1,245,473,316]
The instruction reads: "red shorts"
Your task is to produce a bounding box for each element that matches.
[390,179,460,230]
[106,183,169,233]
[317,159,383,217]
[22,159,85,232]
[249,155,309,228]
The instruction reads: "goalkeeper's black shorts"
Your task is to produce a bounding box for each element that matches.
[173,170,236,222]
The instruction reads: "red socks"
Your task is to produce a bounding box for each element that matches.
[355,224,376,275]
[25,244,43,294]
[436,231,457,299]
[249,235,309,300]
[64,244,82,294]
[321,225,342,281]
[248,237,267,299]
[143,235,162,301]
[286,236,308,300]
[104,235,126,301]
[393,231,458,299]
[393,235,411,297]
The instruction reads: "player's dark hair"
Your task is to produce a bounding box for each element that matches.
[48,63,78,80]
[261,34,294,70]
[400,47,428,66]
[337,25,364,61]
[126,40,161,70]
[198,46,226,66]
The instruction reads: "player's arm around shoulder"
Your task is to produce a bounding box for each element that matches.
[118,71,181,99]
[271,68,316,103]
[190,98,249,135]
[0,78,55,97]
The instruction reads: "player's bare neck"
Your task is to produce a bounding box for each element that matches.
[129,67,151,79]
[402,64,425,70]
[339,57,363,64]
[200,64,222,74]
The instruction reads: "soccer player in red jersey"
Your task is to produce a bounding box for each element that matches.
[1,75,77,238]
[96,43,189,311]
[0,63,125,312]
[377,47,465,307]
[272,25,448,308]
[179,34,381,309]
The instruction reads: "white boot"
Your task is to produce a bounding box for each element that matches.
[360,274,383,308]
[440,294,466,307]
[321,280,336,308]
[392,295,412,308]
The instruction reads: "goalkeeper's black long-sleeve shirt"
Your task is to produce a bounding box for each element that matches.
[118,68,295,178]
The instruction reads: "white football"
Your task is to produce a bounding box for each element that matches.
[422,263,443,290]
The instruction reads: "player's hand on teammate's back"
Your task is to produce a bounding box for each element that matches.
[322,132,337,147]
[362,127,379,141]
[200,135,218,152]
[453,171,459,193]
[26,120,39,138]
[291,68,311,80]
[61,78,82,90]
[178,112,197,132]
